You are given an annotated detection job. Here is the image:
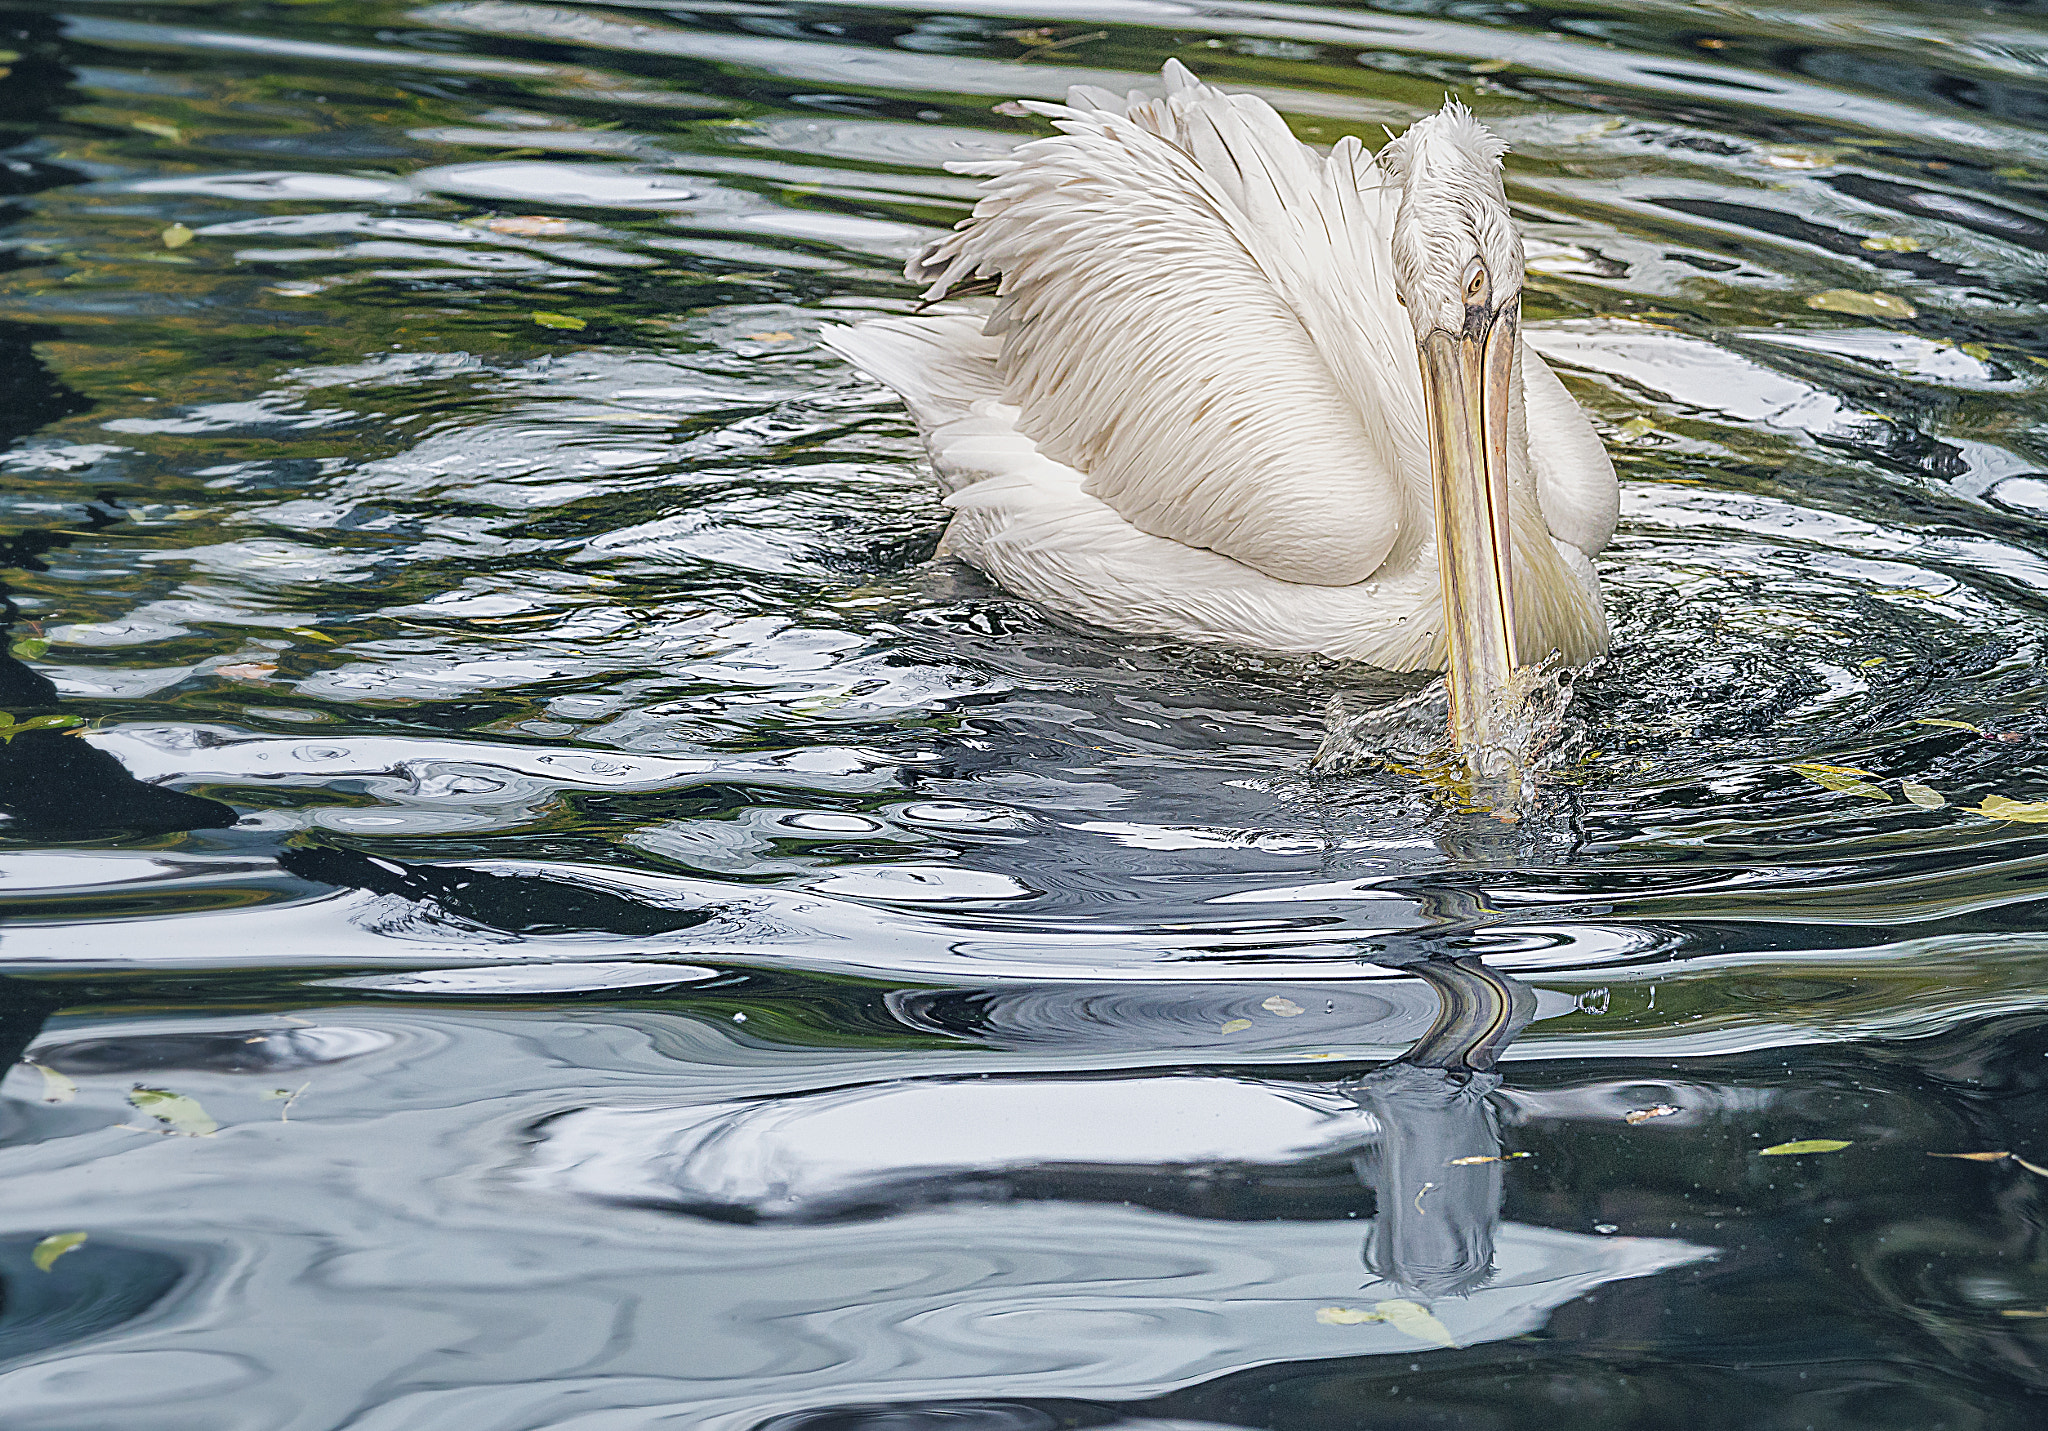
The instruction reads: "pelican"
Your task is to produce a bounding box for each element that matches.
[823,61,1617,751]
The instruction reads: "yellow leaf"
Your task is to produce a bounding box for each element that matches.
[1929,1150,2011,1161]
[1261,995,1304,1017]
[744,331,795,342]
[1624,1104,1679,1124]
[1861,235,1923,252]
[2002,1308,2048,1318]
[1975,795,2048,823]
[32,1064,76,1103]
[31,1232,86,1272]
[1373,1298,1460,1348]
[1764,146,1839,169]
[2015,1155,2048,1179]
[128,1086,217,1136]
[532,311,587,330]
[1806,289,1917,320]
[1915,718,1981,733]
[132,118,182,142]
[1468,58,1511,73]
[161,223,194,250]
[288,627,336,643]
[1448,1151,1533,1165]
[1617,416,1657,440]
[1317,1306,1381,1325]
[1759,1138,1852,1155]
[1859,656,1885,668]
[1902,781,1945,809]
[487,215,576,236]
[1790,763,1890,800]
[1219,1018,1253,1034]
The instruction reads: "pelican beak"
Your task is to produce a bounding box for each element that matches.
[1419,293,1520,756]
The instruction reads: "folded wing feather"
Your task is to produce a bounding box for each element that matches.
[909,60,1425,589]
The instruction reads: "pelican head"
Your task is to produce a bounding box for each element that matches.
[1382,104,1525,755]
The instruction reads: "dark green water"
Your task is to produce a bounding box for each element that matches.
[6,0,2048,1425]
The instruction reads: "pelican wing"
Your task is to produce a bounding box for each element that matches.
[911,61,1422,588]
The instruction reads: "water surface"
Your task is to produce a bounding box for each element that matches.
[5,0,2048,1424]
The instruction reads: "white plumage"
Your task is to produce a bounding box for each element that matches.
[824,60,1617,675]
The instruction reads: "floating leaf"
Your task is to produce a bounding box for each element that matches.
[1468,57,1511,73]
[487,215,575,236]
[1902,781,1945,809]
[1764,146,1839,169]
[215,663,277,682]
[1759,1138,1852,1156]
[1860,656,1886,668]
[1448,1151,1533,1165]
[1617,415,1658,440]
[31,1232,86,1272]
[1261,995,1304,1017]
[13,637,48,659]
[1373,1298,1460,1348]
[1916,718,1982,733]
[1861,235,1923,252]
[2016,1155,2048,1179]
[161,223,194,249]
[1218,1018,1253,1034]
[31,1064,76,1103]
[287,627,335,643]
[1807,289,1917,320]
[131,118,182,142]
[2001,1308,2048,1318]
[744,330,795,342]
[0,714,81,744]
[1790,763,1890,800]
[531,311,587,331]
[1975,795,2048,823]
[1930,1150,2012,1162]
[128,1086,217,1136]
[1625,1104,1679,1124]
[1317,1306,1380,1326]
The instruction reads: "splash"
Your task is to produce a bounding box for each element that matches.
[1311,656,1582,815]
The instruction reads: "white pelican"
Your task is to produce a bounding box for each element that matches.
[823,61,1617,750]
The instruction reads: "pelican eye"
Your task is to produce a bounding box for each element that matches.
[1461,259,1489,306]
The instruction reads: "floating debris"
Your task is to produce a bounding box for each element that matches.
[1759,1138,1852,1156]
[1807,289,1916,319]
[31,1232,86,1272]
[1261,995,1304,1017]
[532,311,587,331]
[1625,1104,1680,1125]
[128,1086,217,1137]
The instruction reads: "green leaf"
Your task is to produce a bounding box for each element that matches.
[1974,795,2048,823]
[1790,763,1890,801]
[128,1085,218,1136]
[12,637,48,659]
[1901,781,1945,809]
[0,714,80,744]
[1806,289,1916,319]
[1860,235,1923,252]
[1760,1138,1852,1156]
[1915,718,1982,733]
[531,311,587,331]
[32,1232,87,1272]
[161,223,194,250]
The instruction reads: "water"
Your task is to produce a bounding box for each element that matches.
[4,0,2048,1423]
